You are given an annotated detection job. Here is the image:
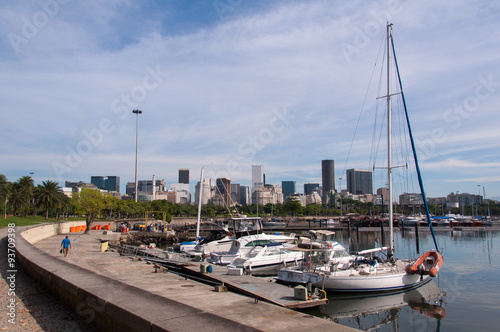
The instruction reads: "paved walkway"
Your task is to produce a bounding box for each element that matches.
[0,227,99,331]
[28,230,356,331]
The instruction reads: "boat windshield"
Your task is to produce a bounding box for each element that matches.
[306,251,330,265]
[331,249,350,259]
[245,240,274,247]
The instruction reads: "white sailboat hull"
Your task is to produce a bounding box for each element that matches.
[317,268,431,292]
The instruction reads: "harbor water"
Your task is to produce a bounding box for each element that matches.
[303,228,499,331]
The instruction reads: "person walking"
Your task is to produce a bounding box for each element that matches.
[61,236,72,257]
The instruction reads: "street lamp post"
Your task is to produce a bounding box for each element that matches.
[133,109,142,202]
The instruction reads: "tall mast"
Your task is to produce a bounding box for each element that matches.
[387,23,394,259]
[196,167,204,241]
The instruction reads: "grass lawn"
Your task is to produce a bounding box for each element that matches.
[0,216,84,229]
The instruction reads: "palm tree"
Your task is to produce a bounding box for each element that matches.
[12,176,34,216]
[55,192,71,220]
[0,174,11,217]
[9,177,34,217]
[34,180,62,219]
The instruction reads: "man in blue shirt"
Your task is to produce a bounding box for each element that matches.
[61,236,72,257]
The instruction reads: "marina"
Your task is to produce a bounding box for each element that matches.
[91,224,500,331]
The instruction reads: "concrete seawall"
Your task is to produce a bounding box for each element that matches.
[11,222,355,332]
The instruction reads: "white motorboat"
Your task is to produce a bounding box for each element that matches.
[227,242,303,275]
[207,233,296,265]
[183,216,267,258]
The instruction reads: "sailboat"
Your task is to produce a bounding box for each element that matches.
[290,23,443,292]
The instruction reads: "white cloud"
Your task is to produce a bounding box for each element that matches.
[1,0,500,197]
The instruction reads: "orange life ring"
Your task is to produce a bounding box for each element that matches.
[327,242,333,249]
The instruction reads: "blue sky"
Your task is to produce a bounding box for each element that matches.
[1,0,499,200]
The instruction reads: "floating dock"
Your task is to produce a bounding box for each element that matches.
[181,263,328,309]
[120,246,327,309]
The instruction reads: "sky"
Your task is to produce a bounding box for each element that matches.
[1,0,500,200]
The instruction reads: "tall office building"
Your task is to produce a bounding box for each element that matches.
[91,176,120,193]
[106,176,120,192]
[240,186,250,205]
[304,183,320,195]
[90,176,105,189]
[321,160,335,194]
[231,183,241,205]
[252,165,264,190]
[179,169,189,184]
[281,181,296,199]
[346,169,373,195]
[216,178,231,207]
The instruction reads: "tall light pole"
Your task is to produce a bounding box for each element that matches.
[133,109,142,202]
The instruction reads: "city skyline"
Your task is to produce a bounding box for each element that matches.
[1,1,500,199]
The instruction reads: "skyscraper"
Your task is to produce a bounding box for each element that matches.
[216,178,231,207]
[91,176,120,193]
[281,181,296,199]
[304,183,320,195]
[321,160,335,194]
[346,169,373,195]
[179,169,189,184]
[252,165,264,190]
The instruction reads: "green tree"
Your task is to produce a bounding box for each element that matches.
[55,193,71,220]
[34,180,62,219]
[9,176,34,217]
[283,197,303,216]
[0,175,10,217]
[305,203,323,216]
[73,188,108,233]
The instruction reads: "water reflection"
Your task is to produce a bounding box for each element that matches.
[307,280,445,331]
[312,228,500,331]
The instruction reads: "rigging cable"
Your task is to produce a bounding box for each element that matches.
[342,33,386,187]
[390,34,439,252]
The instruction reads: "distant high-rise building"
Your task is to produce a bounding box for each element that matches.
[321,160,335,195]
[304,183,320,195]
[91,176,120,193]
[179,169,189,184]
[252,165,264,190]
[216,178,231,207]
[240,186,250,205]
[282,181,296,199]
[231,183,241,205]
[105,176,120,192]
[195,178,212,205]
[346,169,373,195]
[90,176,105,189]
[127,179,166,195]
